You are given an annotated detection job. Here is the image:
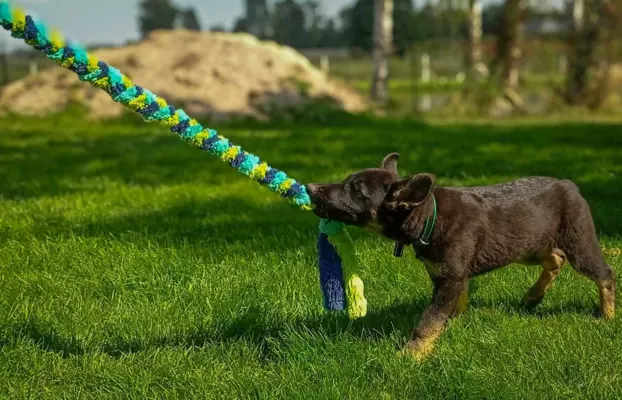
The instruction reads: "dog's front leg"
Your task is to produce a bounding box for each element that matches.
[402,277,467,361]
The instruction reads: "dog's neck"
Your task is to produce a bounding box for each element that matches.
[404,193,438,245]
[380,189,440,246]
[393,198,435,256]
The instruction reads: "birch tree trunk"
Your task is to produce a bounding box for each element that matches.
[371,0,393,107]
[467,0,487,80]
[501,0,525,97]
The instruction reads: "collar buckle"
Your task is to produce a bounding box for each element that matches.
[393,242,404,257]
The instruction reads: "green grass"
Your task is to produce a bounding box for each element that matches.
[352,78,465,93]
[1,113,622,398]
[350,75,565,94]
[307,38,567,84]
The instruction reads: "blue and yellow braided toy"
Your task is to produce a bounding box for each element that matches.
[0,1,367,318]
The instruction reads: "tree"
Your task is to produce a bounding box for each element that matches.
[437,0,468,40]
[0,35,7,87]
[566,0,589,104]
[273,0,307,48]
[318,19,342,48]
[209,25,227,33]
[138,0,179,38]
[246,0,271,39]
[233,18,249,33]
[302,0,323,47]
[181,7,201,31]
[410,3,441,41]
[340,0,374,51]
[392,0,416,56]
[564,0,616,106]
[230,0,347,48]
[371,0,393,107]
[466,0,487,80]
[482,3,505,35]
[341,0,415,56]
[493,0,526,107]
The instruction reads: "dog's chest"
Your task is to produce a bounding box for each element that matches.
[413,247,442,278]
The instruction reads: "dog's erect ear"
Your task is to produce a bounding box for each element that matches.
[385,173,436,210]
[381,152,399,174]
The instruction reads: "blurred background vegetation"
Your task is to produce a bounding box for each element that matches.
[2,0,621,119]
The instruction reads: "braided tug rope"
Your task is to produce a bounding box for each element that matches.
[0,1,367,319]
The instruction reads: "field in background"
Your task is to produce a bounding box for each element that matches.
[1,113,622,398]
[304,38,622,116]
[0,37,591,118]
[308,38,569,81]
[4,36,622,118]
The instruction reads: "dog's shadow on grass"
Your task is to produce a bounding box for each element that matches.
[0,298,428,359]
[2,291,604,360]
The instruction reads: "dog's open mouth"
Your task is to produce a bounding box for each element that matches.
[311,204,332,219]
[312,205,362,226]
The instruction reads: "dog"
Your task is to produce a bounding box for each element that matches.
[306,152,616,360]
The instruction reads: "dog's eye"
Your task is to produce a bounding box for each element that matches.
[350,182,368,198]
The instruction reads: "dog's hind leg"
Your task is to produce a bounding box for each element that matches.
[566,248,616,320]
[521,249,565,308]
[560,196,616,320]
[597,278,616,320]
[564,241,616,320]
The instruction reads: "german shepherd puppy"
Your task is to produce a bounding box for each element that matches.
[306,153,615,360]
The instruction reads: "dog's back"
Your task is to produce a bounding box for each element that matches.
[436,176,590,270]
[445,176,579,207]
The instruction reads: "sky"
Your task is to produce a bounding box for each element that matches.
[0,0,557,50]
[0,0,352,49]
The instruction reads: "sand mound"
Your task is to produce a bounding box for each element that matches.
[0,30,367,120]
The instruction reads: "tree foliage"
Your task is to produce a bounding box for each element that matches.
[227,0,559,56]
[181,8,201,31]
[138,0,180,38]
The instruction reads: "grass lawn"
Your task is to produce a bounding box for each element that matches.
[1,113,622,399]
[349,75,564,94]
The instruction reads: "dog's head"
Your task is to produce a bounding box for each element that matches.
[380,173,436,214]
[306,153,401,227]
[377,173,437,241]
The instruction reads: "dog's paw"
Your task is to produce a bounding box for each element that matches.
[396,340,434,362]
[600,305,615,321]
[520,293,544,309]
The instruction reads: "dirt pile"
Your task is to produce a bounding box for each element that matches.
[0,30,367,120]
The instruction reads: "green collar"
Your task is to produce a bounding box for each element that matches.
[393,194,437,257]
[417,194,437,246]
